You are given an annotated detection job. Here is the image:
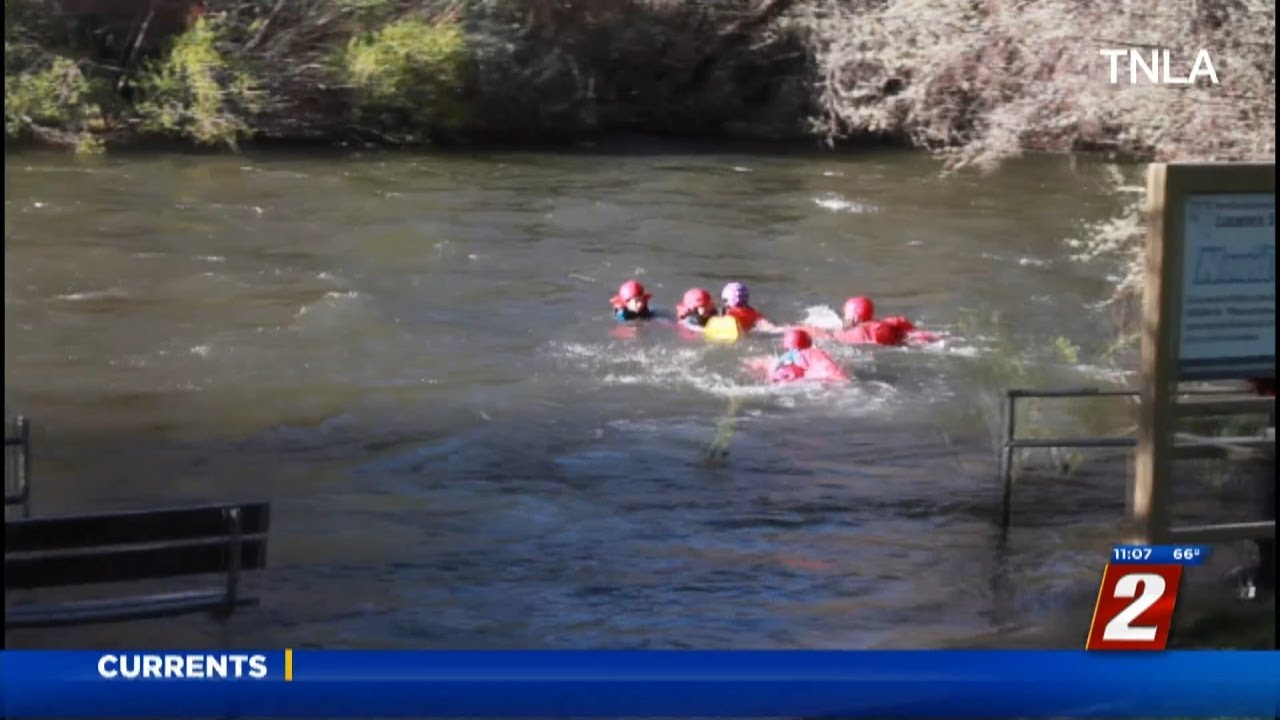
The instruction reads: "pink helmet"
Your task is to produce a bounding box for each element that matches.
[678,288,715,317]
[612,280,652,307]
[783,328,813,350]
[843,296,875,323]
[721,282,749,308]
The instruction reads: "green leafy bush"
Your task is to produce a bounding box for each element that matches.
[340,17,468,131]
[4,54,109,151]
[134,16,261,148]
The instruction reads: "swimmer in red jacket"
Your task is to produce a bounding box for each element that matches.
[720,282,780,334]
[763,328,849,383]
[831,296,937,346]
[676,287,718,332]
[611,280,657,322]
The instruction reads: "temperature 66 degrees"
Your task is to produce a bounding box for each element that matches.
[1110,545,1212,566]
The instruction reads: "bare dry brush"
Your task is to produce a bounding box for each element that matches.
[802,0,1274,325]
[805,0,1274,165]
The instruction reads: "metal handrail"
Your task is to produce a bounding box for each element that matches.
[1006,386,1252,399]
[998,387,1272,532]
[1006,388,1140,399]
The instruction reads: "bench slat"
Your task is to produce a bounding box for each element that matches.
[5,502,270,552]
[1164,521,1276,543]
[5,590,260,629]
[1174,396,1276,418]
[8,533,270,562]
[1172,435,1275,461]
[6,536,268,588]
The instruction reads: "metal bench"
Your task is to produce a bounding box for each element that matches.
[4,416,32,518]
[5,501,270,629]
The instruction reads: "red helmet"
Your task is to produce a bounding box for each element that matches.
[843,296,875,323]
[612,279,652,307]
[679,288,714,314]
[783,328,813,350]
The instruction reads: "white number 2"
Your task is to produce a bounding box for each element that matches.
[1102,573,1166,642]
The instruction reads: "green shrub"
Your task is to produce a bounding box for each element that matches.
[340,17,468,131]
[134,16,261,148]
[4,54,108,150]
[1054,336,1080,365]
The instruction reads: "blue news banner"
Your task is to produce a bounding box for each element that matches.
[2,651,1278,717]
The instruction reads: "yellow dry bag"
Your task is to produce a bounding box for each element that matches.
[704,315,741,343]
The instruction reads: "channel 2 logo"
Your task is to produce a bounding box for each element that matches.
[1086,564,1183,650]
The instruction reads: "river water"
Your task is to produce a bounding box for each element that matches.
[3,146,1265,650]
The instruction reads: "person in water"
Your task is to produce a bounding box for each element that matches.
[611,279,656,322]
[831,296,937,346]
[768,328,849,383]
[720,282,779,333]
[676,287,718,330]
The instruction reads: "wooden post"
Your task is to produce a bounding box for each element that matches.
[999,391,1017,534]
[1132,164,1175,544]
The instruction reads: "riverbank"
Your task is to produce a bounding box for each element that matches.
[6,1,1275,167]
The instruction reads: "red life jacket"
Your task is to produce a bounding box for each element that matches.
[880,316,942,345]
[835,315,923,346]
[835,321,899,346]
[726,306,764,332]
[770,364,805,383]
[880,315,917,333]
[769,348,849,383]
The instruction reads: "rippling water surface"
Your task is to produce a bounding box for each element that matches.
[4,147,1264,649]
